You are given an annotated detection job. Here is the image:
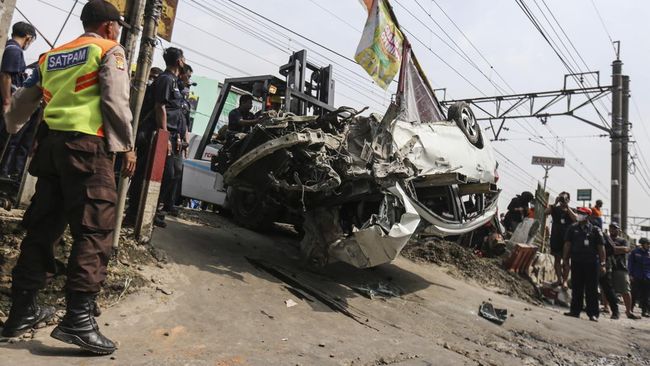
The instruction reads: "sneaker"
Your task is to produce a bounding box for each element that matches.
[626,313,640,320]
[610,313,620,320]
[588,315,598,322]
[642,312,650,318]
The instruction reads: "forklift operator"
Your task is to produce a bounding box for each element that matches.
[228,94,257,133]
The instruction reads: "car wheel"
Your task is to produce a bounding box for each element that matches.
[448,102,481,146]
[229,188,276,231]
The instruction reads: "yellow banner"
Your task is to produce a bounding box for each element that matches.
[105,0,128,13]
[105,0,177,42]
[157,0,178,42]
[354,0,404,90]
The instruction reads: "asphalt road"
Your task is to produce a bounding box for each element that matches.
[1,214,649,365]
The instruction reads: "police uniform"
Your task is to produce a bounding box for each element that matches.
[153,70,184,213]
[564,221,605,318]
[2,0,132,354]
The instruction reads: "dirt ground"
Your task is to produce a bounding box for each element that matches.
[0,208,162,323]
[1,208,649,365]
[401,237,541,304]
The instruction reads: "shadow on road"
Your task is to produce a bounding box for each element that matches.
[1,339,102,358]
[153,212,455,326]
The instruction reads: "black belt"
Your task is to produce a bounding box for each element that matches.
[47,130,86,137]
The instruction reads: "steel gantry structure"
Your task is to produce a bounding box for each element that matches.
[439,60,632,232]
[439,71,613,141]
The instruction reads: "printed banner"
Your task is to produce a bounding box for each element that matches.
[354,0,404,90]
[106,0,177,42]
[398,50,445,123]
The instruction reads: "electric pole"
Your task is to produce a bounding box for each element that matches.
[120,0,147,65]
[611,57,623,226]
[0,0,17,66]
[113,0,164,250]
[621,75,630,232]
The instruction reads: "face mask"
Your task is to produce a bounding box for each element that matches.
[577,214,587,222]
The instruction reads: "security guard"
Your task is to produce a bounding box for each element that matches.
[1,0,135,354]
[562,207,607,322]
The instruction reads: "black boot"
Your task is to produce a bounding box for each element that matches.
[50,292,116,355]
[1,289,56,338]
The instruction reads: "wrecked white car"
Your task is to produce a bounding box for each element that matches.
[183,50,499,268]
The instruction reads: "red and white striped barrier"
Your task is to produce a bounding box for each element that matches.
[503,243,539,275]
[135,129,169,242]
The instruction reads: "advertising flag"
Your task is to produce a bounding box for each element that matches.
[354,0,404,89]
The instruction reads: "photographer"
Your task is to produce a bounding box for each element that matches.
[546,191,577,287]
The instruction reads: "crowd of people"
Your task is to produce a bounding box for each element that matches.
[503,190,650,321]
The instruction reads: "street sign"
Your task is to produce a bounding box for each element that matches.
[577,189,592,201]
[531,156,565,167]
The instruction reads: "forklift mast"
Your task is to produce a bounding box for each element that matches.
[195,50,336,160]
[279,49,335,115]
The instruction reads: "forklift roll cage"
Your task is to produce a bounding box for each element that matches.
[195,50,336,160]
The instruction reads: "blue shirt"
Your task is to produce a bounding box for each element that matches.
[1,39,27,92]
[628,247,650,281]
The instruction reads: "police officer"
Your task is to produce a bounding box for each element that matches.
[562,207,607,321]
[1,0,135,354]
[154,47,186,224]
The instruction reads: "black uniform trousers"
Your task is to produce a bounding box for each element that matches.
[599,271,619,315]
[125,134,151,220]
[570,261,600,317]
[632,278,650,313]
[11,131,116,293]
[159,133,182,211]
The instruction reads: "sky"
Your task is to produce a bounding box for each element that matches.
[9,0,650,234]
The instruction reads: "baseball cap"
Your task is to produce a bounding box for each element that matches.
[576,207,592,215]
[639,238,649,245]
[81,0,130,29]
[609,221,621,229]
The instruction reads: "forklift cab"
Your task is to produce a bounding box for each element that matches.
[181,50,336,207]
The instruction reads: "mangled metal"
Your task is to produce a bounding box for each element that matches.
[213,95,498,268]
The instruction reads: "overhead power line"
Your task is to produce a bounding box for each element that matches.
[185,0,390,110]
[588,0,618,58]
[221,0,358,65]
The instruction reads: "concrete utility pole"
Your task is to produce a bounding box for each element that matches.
[120,0,147,65]
[621,75,630,232]
[611,58,623,226]
[0,0,17,68]
[113,0,164,250]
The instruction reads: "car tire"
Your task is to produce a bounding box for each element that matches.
[229,188,276,231]
[447,102,482,146]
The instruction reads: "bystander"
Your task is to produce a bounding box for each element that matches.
[629,237,650,317]
[545,192,576,287]
[0,22,37,181]
[605,222,640,319]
